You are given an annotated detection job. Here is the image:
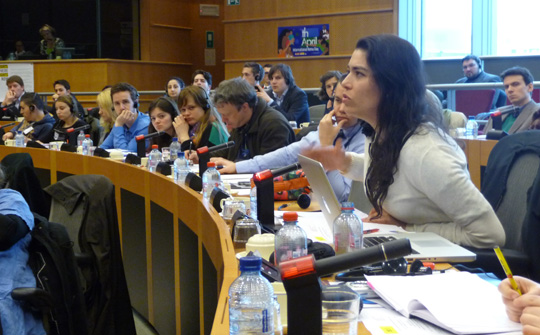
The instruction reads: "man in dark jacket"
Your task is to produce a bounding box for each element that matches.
[257,63,310,126]
[0,75,25,120]
[207,77,295,162]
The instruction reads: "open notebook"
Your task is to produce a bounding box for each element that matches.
[298,154,476,262]
[365,272,522,335]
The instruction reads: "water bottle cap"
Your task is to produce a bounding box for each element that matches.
[85,134,90,138]
[341,202,355,210]
[207,161,216,168]
[239,256,262,271]
[178,152,185,158]
[468,116,475,120]
[152,144,158,149]
[172,137,178,142]
[283,212,298,222]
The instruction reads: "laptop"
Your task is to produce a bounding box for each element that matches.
[297,154,476,262]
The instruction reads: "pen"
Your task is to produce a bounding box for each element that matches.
[494,246,522,295]
[363,229,379,234]
[188,142,192,159]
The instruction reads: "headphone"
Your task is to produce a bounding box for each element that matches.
[29,105,35,111]
[254,64,264,82]
[133,91,139,109]
[201,86,211,110]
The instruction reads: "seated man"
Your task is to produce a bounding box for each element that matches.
[456,54,506,112]
[0,167,45,335]
[100,82,150,152]
[2,92,55,143]
[208,78,295,162]
[241,62,264,87]
[192,69,212,94]
[213,80,365,202]
[483,66,540,134]
[257,63,310,125]
[0,75,25,120]
[50,79,85,119]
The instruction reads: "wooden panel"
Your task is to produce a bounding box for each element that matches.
[224,12,394,60]
[462,139,498,189]
[223,0,394,21]
[33,60,109,92]
[148,28,192,63]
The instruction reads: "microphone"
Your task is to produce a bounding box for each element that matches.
[0,122,16,129]
[66,124,91,133]
[254,163,301,182]
[184,172,202,192]
[196,141,235,155]
[136,131,164,142]
[490,105,517,118]
[297,193,311,209]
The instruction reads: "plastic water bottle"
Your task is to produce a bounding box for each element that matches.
[465,116,478,139]
[148,145,162,172]
[15,131,24,147]
[173,152,190,184]
[82,134,93,155]
[250,185,258,220]
[229,256,274,335]
[202,162,222,201]
[333,202,363,255]
[170,137,181,161]
[77,131,85,147]
[274,212,307,266]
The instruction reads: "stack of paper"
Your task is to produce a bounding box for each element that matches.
[365,272,522,334]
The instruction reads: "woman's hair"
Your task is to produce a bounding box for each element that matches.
[178,85,228,146]
[56,95,75,114]
[147,97,180,148]
[97,88,116,132]
[316,70,342,101]
[531,108,540,130]
[358,34,444,218]
[39,24,56,37]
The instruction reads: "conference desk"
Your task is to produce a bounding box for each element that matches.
[461,138,498,189]
[0,146,235,335]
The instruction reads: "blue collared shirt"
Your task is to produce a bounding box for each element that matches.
[273,87,289,107]
[100,111,150,152]
[236,121,365,202]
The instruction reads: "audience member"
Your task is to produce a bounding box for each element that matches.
[146,97,180,150]
[242,62,264,87]
[317,70,341,115]
[39,24,65,59]
[499,276,540,332]
[42,95,88,145]
[96,88,117,145]
[192,70,212,94]
[51,79,84,119]
[175,85,228,153]
[0,75,25,120]
[456,54,506,112]
[0,167,45,335]
[3,92,55,143]
[213,80,365,202]
[165,77,185,104]
[13,40,31,60]
[258,63,310,125]
[100,82,150,152]
[483,66,540,134]
[262,64,272,89]
[207,78,294,162]
[301,34,505,249]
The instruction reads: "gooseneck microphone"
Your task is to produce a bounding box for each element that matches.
[253,163,301,182]
[136,131,164,142]
[489,105,518,118]
[0,122,16,129]
[197,141,235,176]
[66,124,91,133]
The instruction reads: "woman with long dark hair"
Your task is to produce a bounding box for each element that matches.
[302,34,505,249]
[147,97,180,150]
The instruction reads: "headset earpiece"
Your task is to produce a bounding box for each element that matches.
[202,88,211,110]
[133,101,139,109]
[29,105,35,111]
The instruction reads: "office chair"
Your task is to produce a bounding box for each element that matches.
[455,89,495,118]
[308,104,326,124]
[463,131,540,281]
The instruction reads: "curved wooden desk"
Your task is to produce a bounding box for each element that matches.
[0,146,236,335]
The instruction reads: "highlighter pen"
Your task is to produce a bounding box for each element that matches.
[494,246,522,295]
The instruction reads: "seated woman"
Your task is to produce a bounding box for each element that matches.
[43,95,88,145]
[175,85,229,153]
[302,34,505,249]
[165,77,185,105]
[147,97,180,150]
[39,24,65,59]
[97,88,117,146]
[0,167,45,334]
[317,70,342,115]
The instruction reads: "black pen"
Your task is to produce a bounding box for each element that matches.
[188,142,192,159]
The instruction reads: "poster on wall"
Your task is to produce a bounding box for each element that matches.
[277,24,330,57]
[0,63,34,103]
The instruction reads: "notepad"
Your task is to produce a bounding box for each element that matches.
[365,272,522,335]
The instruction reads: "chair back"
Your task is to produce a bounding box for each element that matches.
[455,89,495,118]
[347,180,372,214]
[309,104,326,124]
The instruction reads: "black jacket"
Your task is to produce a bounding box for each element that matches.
[267,85,310,125]
[211,99,295,161]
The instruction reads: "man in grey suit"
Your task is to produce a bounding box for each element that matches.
[483,66,540,134]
